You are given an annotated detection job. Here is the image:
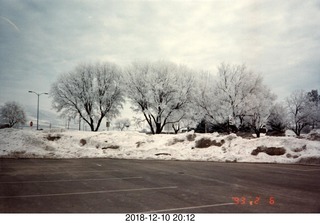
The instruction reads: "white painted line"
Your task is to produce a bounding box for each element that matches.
[146,202,236,213]
[8,169,120,175]
[57,169,119,173]
[0,186,178,199]
[2,165,106,170]
[184,174,229,185]
[146,166,229,185]
[0,176,143,184]
[2,170,120,175]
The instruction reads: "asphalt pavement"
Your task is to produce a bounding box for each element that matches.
[0,158,319,213]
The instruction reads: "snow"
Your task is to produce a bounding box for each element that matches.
[0,128,319,165]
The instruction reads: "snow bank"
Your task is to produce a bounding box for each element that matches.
[0,128,319,165]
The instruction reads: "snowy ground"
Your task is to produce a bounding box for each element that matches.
[0,128,319,165]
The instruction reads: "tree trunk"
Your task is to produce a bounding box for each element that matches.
[172,123,180,134]
[86,118,94,131]
[155,122,162,134]
[148,122,155,134]
[90,123,95,131]
[312,121,315,129]
[293,125,300,136]
[95,115,104,131]
[255,130,260,138]
[143,113,155,134]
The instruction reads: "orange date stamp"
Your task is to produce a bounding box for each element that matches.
[232,196,275,205]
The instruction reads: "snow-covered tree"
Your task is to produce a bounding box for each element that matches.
[307,90,320,129]
[286,90,314,136]
[132,116,146,130]
[114,118,130,131]
[58,106,79,129]
[165,101,199,133]
[215,63,266,127]
[267,103,288,133]
[0,101,26,127]
[125,61,194,134]
[51,62,125,132]
[244,87,277,137]
[195,63,276,136]
[193,70,227,125]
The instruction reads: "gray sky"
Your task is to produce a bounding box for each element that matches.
[1,0,319,120]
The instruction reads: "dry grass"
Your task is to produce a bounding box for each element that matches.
[167,138,185,146]
[307,133,320,141]
[79,139,87,146]
[286,153,300,159]
[236,132,255,139]
[195,138,225,148]
[186,133,197,141]
[46,134,61,141]
[102,145,120,150]
[136,141,145,148]
[251,146,286,156]
[155,153,171,156]
[293,145,307,153]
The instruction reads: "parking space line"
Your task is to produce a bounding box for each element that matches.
[184,174,229,185]
[0,186,178,199]
[2,169,120,175]
[0,176,143,184]
[146,202,235,213]
[50,169,120,174]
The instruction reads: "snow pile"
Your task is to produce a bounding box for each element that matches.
[0,128,319,165]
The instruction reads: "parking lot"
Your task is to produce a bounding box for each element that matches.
[0,158,319,213]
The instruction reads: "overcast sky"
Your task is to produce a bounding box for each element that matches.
[0,0,319,120]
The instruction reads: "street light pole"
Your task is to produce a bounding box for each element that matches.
[28,91,48,130]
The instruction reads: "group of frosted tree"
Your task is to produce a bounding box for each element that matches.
[49,60,320,136]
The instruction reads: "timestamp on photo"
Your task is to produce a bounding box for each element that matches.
[125,213,196,222]
[232,196,276,206]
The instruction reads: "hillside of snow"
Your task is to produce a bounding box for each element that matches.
[0,128,319,165]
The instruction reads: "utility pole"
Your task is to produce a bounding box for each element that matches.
[28,91,48,130]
